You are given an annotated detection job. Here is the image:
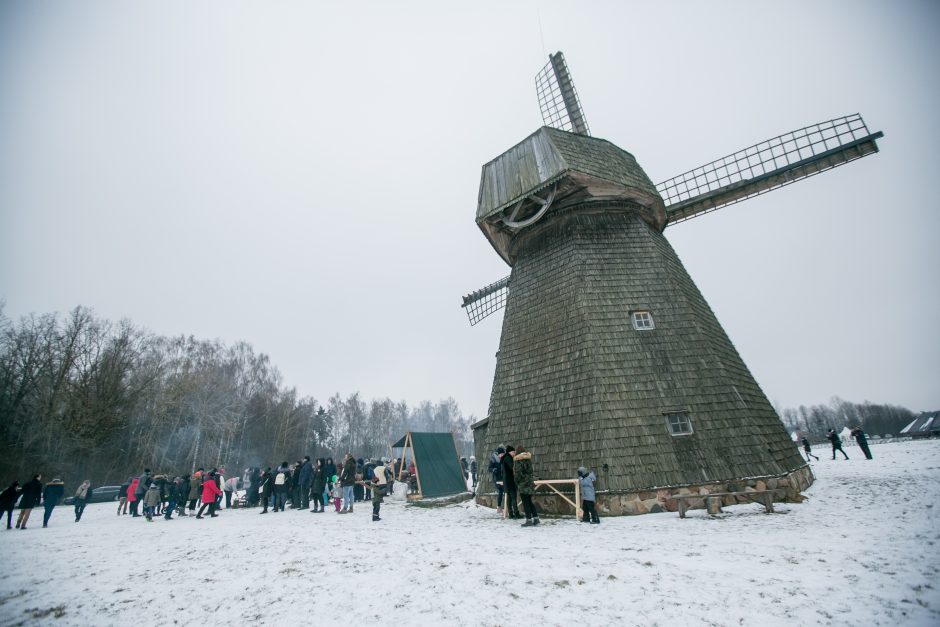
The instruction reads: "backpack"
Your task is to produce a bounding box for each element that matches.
[275,472,287,486]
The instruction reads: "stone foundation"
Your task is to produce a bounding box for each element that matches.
[474,465,815,517]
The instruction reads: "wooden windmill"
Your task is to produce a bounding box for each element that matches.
[465,52,883,515]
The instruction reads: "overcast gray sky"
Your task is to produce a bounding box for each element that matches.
[2,1,938,421]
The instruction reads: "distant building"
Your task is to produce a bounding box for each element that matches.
[900,411,940,439]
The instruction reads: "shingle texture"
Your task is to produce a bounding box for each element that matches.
[478,205,805,492]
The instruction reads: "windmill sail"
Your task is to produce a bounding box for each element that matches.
[461,276,509,326]
[535,51,590,136]
[659,114,883,225]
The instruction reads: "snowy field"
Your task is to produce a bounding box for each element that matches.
[1,439,938,627]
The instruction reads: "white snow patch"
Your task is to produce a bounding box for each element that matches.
[1,440,939,626]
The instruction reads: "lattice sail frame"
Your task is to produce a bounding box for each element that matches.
[461,276,509,326]
[535,52,590,136]
[658,114,883,225]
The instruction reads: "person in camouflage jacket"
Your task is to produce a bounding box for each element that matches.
[513,447,540,527]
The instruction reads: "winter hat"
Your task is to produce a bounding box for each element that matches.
[505,445,515,453]
[577,466,587,477]
[496,447,505,454]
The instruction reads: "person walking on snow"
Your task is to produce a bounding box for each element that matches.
[15,474,41,530]
[827,429,850,460]
[41,477,65,528]
[127,476,140,517]
[801,437,819,462]
[73,480,93,522]
[0,481,20,529]
[142,479,161,521]
[196,472,222,519]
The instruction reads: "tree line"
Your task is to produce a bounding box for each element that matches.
[776,396,916,440]
[0,306,474,488]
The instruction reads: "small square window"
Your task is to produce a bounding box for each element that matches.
[665,411,693,436]
[632,311,655,330]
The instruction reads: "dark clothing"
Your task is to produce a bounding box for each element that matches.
[0,483,19,528]
[259,471,272,513]
[582,499,599,523]
[42,482,65,507]
[298,460,312,486]
[74,485,93,522]
[371,485,386,520]
[513,452,535,496]
[501,453,520,517]
[851,428,873,460]
[0,484,19,510]
[196,501,217,518]
[500,453,516,490]
[247,469,261,507]
[520,494,538,521]
[134,472,150,498]
[340,458,357,487]
[19,479,42,509]
[801,437,819,461]
[41,481,64,527]
[827,431,850,460]
[323,461,337,482]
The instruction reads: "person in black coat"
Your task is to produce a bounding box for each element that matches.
[297,457,313,510]
[247,467,261,507]
[176,475,191,516]
[309,459,326,513]
[0,481,20,529]
[500,446,521,519]
[827,429,850,460]
[16,474,42,530]
[41,477,65,528]
[851,426,873,460]
[258,468,273,514]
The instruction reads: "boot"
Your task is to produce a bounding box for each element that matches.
[521,518,534,527]
[533,517,540,526]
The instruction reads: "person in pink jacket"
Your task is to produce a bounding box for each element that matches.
[196,472,222,519]
[127,477,140,517]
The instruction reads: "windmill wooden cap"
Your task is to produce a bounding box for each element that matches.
[476,126,666,265]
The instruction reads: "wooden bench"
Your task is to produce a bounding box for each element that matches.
[672,491,775,518]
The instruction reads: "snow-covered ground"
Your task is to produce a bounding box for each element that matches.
[2,439,938,626]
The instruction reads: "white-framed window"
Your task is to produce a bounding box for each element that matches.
[665,411,693,436]
[631,310,655,330]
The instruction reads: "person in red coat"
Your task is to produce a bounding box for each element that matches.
[196,472,222,519]
[127,477,140,517]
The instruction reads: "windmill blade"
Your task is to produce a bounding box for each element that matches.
[535,51,590,136]
[461,276,509,326]
[658,114,884,225]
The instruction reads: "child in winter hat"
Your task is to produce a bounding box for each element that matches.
[577,466,599,524]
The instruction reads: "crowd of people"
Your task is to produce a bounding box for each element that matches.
[0,453,415,529]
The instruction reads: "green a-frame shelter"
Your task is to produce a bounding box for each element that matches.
[391,432,467,498]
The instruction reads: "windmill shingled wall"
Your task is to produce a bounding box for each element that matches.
[476,203,810,511]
